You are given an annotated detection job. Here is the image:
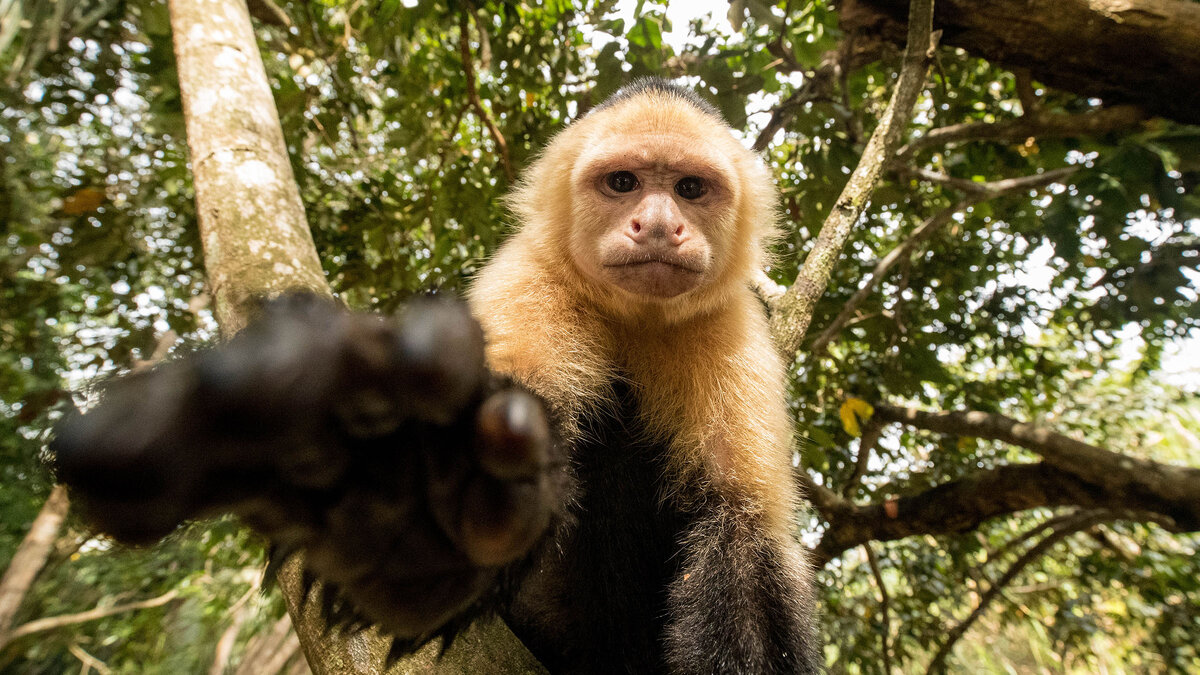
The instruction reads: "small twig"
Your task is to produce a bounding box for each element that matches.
[794,468,846,515]
[843,419,883,498]
[1013,68,1039,116]
[246,0,291,27]
[894,105,1146,164]
[208,586,258,675]
[986,510,1081,564]
[752,50,840,152]
[895,165,1077,196]
[864,544,894,674]
[68,642,112,675]
[925,510,1114,673]
[459,10,514,184]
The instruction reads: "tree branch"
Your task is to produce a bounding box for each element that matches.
[809,167,1076,354]
[794,466,847,515]
[842,419,884,498]
[872,405,1200,530]
[1,590,179,648]
[864,544,894,674]
[840,0,1200,125]
[67,642,112,675]
[810,402,1200,566]
[810,461,1185,567]
[246,0,291,27]
[752,51,841,152]
[893,105,1146,164]
[768,0,937,356]
[459,10,514,185]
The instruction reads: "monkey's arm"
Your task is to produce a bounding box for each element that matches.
[51,294,564,647]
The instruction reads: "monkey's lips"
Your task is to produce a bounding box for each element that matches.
[603,256,705,298]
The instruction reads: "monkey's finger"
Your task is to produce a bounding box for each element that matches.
[459,475,552,567]
[392,297,486,426]
[475,389,551,481]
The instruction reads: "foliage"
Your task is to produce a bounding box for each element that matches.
[1,0,1196,672]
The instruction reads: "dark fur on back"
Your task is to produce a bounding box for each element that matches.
[590,77,726,124]
[503,380,689,673]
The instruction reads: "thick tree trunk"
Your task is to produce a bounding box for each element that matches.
[168,0,327,336]
[167,0,543,672]
[841,0,1200,124]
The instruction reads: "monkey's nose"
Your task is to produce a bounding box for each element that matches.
[626,219,688,246]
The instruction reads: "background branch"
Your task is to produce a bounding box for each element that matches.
[841,0,1200,125]
[768,0,937,356]
[0,486,70,644]
[864,544,894,674]
[872,405,1200,530]
[459,10,514,184]
[925,510,1118,673]
[1,590,178,648]
[894,105,1146,164]
[810,167,1076,354]
[811,461,1184,567]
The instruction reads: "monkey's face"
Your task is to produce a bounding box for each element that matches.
[569,130,740,301]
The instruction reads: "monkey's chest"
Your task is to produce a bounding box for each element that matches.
[505,387,689,674]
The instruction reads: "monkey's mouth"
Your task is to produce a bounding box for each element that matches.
[602,256,705,298]
[603,253,705,273]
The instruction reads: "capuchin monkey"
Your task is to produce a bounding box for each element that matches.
[52,78,821,674]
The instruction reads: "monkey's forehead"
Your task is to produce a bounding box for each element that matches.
[570,94,746,169]
[584,90,730,135]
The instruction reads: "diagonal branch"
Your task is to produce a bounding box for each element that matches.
[809,167,1077,354]
[459,10,514,185]
[0,485,70,642]
[768,0,937,356]
[925,509,1119,673]
[0,590,179,649]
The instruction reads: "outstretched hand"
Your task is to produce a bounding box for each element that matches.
[52,294,560,640]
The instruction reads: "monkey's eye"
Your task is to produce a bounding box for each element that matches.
[605,171,640,193]
[674,176,706,200]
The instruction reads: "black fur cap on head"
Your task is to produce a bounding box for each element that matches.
[590,77,727,125]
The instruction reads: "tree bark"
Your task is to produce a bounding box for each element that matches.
[0,485,70,644]
[168,0,327,337]
[167,0,544,672]
[841,0,1200,125]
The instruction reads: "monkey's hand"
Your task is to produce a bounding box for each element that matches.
[51,294,559,644]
